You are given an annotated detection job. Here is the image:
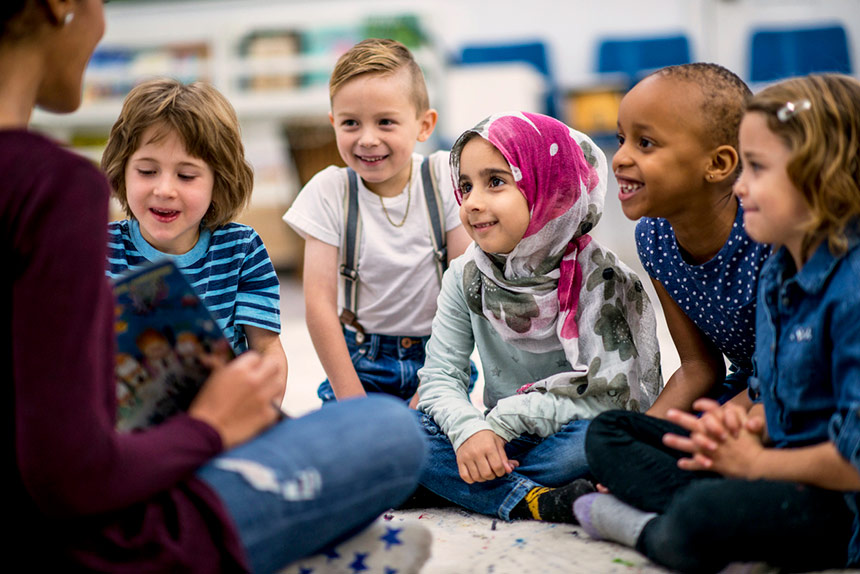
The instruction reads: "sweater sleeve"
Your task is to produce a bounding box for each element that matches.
[14,151,224,517]
[417,260,492,451]
[485,391,609,442]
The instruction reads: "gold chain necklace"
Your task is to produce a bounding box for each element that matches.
[378,168,412,227]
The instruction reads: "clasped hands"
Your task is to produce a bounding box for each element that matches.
[663,398,767,479]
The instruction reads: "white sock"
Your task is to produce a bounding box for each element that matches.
[279,516,432,574]
[574,493,656,548]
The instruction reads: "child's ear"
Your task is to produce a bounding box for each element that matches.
[328,111,335,127]
[706,145,740,183]
[416,108,438,143]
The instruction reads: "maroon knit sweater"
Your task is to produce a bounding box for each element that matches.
[4,130,247,572]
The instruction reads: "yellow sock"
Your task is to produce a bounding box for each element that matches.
[511,479,596,523]
[523,486,552,519]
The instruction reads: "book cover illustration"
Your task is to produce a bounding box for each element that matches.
[113,259,233,431]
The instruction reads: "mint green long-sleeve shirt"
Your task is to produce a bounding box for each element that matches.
[417,257,627,451]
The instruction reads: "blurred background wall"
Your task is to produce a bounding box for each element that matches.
[33,0,857,386]
[31,0,859,274]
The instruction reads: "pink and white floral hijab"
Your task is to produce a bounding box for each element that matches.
[451,112,661,411]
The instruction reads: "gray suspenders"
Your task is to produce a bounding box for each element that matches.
[338,157,447,344]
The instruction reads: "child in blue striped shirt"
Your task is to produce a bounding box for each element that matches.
[102,78,287,400]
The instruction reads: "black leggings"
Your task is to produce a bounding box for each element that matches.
[586,410,854,573]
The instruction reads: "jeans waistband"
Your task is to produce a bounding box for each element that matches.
[343,328,429,360]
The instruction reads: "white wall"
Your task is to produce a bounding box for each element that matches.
[425,0,700,86]
[104,0,860,88]
[429,0,860,86]
[98,0,859,379]
[706,0,860,83]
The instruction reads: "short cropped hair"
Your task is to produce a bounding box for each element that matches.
[101,78,254,231]
[746,74,860,259]
[328,38,429,115]
[652,63,751,156]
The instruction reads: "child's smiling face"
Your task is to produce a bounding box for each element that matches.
[734,111,810,265]
[329,68,436,198]
[125,124,214,255]
[457,136,530,255]
[612,74,717,222]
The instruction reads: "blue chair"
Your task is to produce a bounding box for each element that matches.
[457,41,558,118]
[749,24,852,83]
[597,34,691,87]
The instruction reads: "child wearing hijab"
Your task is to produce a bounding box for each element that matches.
[415,112,662,523]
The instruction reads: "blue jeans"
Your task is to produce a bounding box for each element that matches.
[319,329,477,402]
[197,395,426,574]
[415,411,590,520]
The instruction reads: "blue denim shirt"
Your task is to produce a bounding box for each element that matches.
[750,234,860,566]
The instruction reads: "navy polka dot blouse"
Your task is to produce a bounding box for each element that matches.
[636,205,771,380]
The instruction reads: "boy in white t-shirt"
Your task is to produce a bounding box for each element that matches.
[283,38,471,406]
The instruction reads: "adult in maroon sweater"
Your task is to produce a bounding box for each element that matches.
[3,2,425,571]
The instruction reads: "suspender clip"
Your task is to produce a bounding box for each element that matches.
[339,264,359,281]
[339,309,367,344]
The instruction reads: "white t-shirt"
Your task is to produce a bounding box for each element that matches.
[284,151,462,336]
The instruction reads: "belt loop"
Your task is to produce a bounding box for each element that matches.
[397,337,427,359]
[367,333,380,360]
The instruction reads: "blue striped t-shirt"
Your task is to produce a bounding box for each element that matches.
[106,219,281,352]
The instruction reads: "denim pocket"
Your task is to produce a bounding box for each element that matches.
[345,336,369,362]
[349,345,367,363]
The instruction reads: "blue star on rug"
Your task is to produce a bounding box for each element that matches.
[380,526,404,550]
[322,547,340,562]
[349,552,369,573]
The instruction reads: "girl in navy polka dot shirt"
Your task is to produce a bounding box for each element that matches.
[613,63,771,418]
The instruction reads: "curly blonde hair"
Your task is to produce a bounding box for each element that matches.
[101,78,254,231]
[745,74,860,260]
[328,38,429,115]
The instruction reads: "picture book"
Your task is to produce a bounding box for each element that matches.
[113,259,233,432]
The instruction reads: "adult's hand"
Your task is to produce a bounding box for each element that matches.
[189,352,283,449]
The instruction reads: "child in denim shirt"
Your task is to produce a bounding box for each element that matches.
[575,74,860,573]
